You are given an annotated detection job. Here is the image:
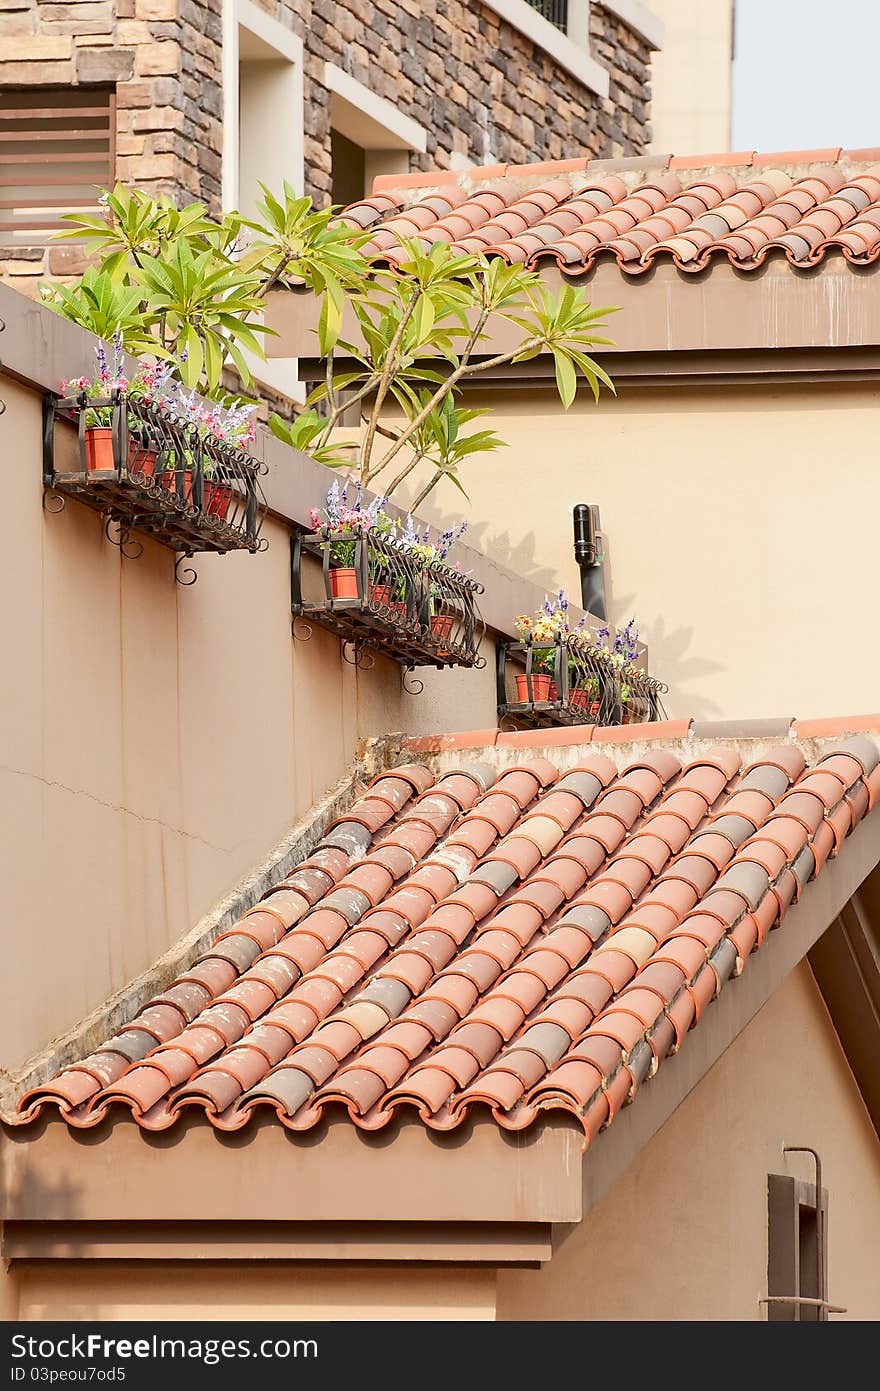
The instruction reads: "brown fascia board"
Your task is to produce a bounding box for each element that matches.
[3,1219,552,1265]
[0,282,608,643]
[0,1110,583,1232]
[266,255,880,377]
[809,865,880,1142]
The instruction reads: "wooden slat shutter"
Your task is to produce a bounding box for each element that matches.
[0,86,115,242]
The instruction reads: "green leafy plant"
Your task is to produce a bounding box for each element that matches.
[42,182,367,397]
[45,185,617,509]
[270,237,617,507]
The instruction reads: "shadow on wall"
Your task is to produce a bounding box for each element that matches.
[394,481,728,720]
[640,616,726,722]
[405,494,561,595]
[1,1117,91,1320]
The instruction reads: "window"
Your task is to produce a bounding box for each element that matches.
[324,64,428,207]
[527,0,569,31]
[222,0,304,219]
[0,87,114,247]
[767,1174,829,1321]
[222,0,304,400]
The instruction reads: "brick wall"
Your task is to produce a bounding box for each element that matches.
[297,0,653,204]
[0,0,652,288]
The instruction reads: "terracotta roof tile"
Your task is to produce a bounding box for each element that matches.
[14,727,880,1152]
[337,152,880,278]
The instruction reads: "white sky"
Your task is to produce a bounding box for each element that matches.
[732,0,880,150]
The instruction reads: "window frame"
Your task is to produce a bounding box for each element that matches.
[767,1173,830,1322]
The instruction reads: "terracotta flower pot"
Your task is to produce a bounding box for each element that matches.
[84,426,114,473]
[430,614,453,641]
[515,673,551,702]
[160,468,194,503]
[329,567,359,599]
[370,582,392,608]
[548,681,558,701]
[569,686,588,709]
[203,481,233,521]
[128,439,158,479]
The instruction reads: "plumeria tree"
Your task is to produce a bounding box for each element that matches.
[272,240,618,508]
[44,182,618,507]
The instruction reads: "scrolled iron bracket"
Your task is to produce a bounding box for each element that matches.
[42,490,66,515]
[342,641,375,670]
[104,516,144,560]
[401,667,424,695]
[174,555,198,586]
[292,616,313,642]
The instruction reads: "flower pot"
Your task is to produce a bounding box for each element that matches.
[203,481,233,521]
[369,583,392,608]
[569,686,588,709]
[515,673,551,702]
[160,468,194,503]
[84,427,114,473]
[329,567,359,600]
[128,439,158,480]
[548,681,558,701]
[430,614,453,642]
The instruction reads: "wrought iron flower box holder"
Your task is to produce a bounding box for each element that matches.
[498,634,668,729]
[291,529,485,677]
[43,390,267,575]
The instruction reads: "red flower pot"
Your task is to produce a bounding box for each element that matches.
[430,614,453,641]
[329,567,359,599]
[548,681,558,701]
[128,439,157,479]
[515,673,551,702]
[84,427,114,473]
[160,468,194,503]
[370,583,391,608]
[203,481,233,521]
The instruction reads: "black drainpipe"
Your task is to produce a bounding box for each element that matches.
[573,503,606,621]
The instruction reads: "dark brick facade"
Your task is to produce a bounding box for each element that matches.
[1,0,652,289]
[297,0,653,204]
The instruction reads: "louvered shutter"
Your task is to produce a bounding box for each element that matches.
[0,86,115,244]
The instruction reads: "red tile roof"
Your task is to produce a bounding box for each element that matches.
[336,150,880,276]
[13,724,880,1150]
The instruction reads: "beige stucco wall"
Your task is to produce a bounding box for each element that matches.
[0,376,496,1077]
[649,0,733,154]
[498,961,880,1320]
[11,1261,496,1321]
[410,380,880,723]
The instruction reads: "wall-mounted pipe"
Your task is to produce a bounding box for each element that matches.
[573,502,606,622]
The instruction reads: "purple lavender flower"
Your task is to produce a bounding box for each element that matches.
[95,339,109,383]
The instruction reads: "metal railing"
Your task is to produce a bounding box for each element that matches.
[292,528,486,677]
[498,632,667,729]
[43,390,267,574]
[526,0,569,31]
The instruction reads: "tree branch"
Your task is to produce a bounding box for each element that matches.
[359,285,421,481]
[372,334,546,481]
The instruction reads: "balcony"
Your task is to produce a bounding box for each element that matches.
[498,631,667,729]
[291,528,485,679]
[43,389,267,576]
